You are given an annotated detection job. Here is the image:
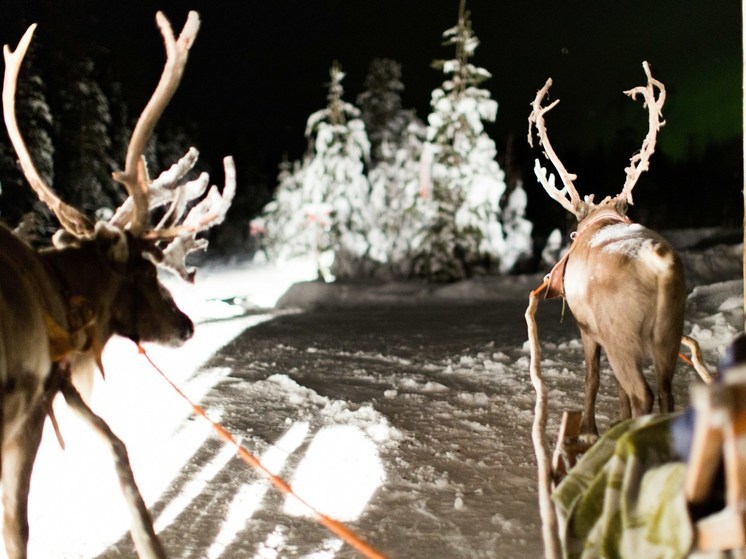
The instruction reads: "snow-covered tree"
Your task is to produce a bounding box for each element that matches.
[357,58,418,167]
[416,1,509,281]
[259,156,322,260]
[303,61,372,278]
[357,58,429,277]
[256,62,372,280]
[367,120,429,276]
[499,180,533,272]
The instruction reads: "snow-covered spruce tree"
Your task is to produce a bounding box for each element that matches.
[303,61,372,279]
[258,155,326,264]
[357,58,429,277]
[416,1,509,281]
[357,58,418,167]
[500,180,533,273]
[368,120,429,277]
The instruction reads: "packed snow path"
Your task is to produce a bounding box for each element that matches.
[99,298,572,558]
[101,282,711,559]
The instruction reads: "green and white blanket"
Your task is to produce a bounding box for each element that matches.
[552,414,723,559]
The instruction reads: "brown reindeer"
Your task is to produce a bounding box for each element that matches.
[0,12,234,558]
[527,62,686,438]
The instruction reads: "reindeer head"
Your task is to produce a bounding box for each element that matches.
[527,61,666,227]
[43,222,195,346]
[3,12,235,348]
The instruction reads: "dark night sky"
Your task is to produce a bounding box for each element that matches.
[0,0,742,228]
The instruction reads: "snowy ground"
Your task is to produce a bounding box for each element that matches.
[13,230,745,559]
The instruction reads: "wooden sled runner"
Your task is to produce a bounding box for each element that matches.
[551,410,590,487]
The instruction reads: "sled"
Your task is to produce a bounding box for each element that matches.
[549,377,746,554]
[551,410,592,486]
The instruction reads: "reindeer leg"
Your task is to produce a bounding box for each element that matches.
[653,301,683,414]
[579,331,601,439]
[616,378,632,420]
[606,349,653,418]
[653,343,678,414]
[58,376,166,559]
[2,396,46,559]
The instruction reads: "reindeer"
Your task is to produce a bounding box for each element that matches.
[0,11,234,559]
[527,62,686,439]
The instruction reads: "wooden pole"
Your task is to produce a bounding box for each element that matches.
[525,285,562,559]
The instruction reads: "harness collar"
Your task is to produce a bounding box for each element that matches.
[544,209,632,300]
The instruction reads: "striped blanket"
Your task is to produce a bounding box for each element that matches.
[552,414,723,559]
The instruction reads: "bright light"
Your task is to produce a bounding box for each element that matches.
[284,425,385,522]
[165,255,320,314]
[23,313,268,559]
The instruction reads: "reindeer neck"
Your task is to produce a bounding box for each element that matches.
[39,245,116,347]
[41,245,97,298]
[575,208,632,239]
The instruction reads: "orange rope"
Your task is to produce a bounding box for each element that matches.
[135,343,389,559]
[678,352,694,366]
[531,279,549,298]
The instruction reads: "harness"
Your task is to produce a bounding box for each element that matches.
[544,209,632,300]
[44,296,97,362]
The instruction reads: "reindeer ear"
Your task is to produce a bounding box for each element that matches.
[93,222,129,263]
[574,200,589,221]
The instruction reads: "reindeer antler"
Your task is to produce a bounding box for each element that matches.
[3,12,201,239]
[528,78,586,220]
[109,147,206,228]
[618,61,665,205]
[3,25,94,237]
[157,156,236,281]
[108,11,232,281]
[111,148,235,281]
[112,11,200,236]
[5,12,234,281]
